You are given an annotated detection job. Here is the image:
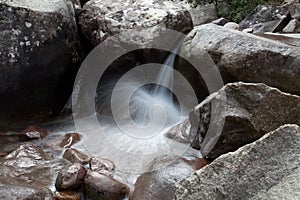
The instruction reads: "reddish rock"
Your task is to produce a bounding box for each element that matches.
[84,171,129,200]
[55,163,87,191]
[89,157,115,175]
[55,191,80,200]
[63,148,89,164]
[59,133,81,148]
[21,125,48,139]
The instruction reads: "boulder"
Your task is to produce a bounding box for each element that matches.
[186,3,217,26]
[223,22,239,30]
[211,17,229,26]
[166,82,300,159]
[0,0,81,126]
[84,170,129,200]
[55,163,87,191]
[283,18,300,32]
[239,5,286,29]
[179,23,300,95]
[175,124,300,200]
[130,156,207,200]
[78,0,193,59]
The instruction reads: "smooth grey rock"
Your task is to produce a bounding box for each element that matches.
[130,156,207,200]
[211,17,228,26]
[283,19,300,33]
[0,0,81,126]
[166,82,300,159]
[188,3,217,26]
[175,124,300,200]
[251,20,280,33]
[84,170,129,200]
[55,163,87,191]
[179,23,300,95]
[223,22,239,30]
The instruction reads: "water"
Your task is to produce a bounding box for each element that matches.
[77,41,199,173]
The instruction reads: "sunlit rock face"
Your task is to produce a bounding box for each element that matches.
[175,124,300,200]
[0,0,81,127]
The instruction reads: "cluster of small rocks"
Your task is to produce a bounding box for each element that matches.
[55,148,129,200]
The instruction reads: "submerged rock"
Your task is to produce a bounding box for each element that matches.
[84,170,129,200]
[180,23,300,95]
[175,124,300,200]
[0,0,81,126]
[167,82,300,159]
[130,156,207,200]
[55,163,87,191]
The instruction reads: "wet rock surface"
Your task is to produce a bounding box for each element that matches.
[84,170,129,200]
[0,143,70,188]
[0,0,81,126]
[168,82,300,159]
[55,163,87,191]
[0,181,54,200]
[55,191,80,200]
[175,124,300,200]
[130,156,207,200]
[63,148,89,164]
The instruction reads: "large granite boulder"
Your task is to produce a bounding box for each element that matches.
[166,82,300,159]
[175,124,300,200]
[78,0,193,48]
[179,23,300,96]
[0,0,81,126]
